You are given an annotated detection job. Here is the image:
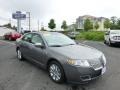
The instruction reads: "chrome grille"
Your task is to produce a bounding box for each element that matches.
[88,58,102,70]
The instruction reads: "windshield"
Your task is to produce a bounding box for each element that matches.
[43,33,76,46]
[110,30,120,34]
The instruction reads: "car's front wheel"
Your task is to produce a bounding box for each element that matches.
[17,49,24,61]
[108,39,112,46]
[48,61,65,83]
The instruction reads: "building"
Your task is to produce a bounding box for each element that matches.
[0,27,15,37]
[76,15,107,31]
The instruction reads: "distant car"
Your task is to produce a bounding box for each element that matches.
[4,32,21,41]
[104,30,120,46]
[16,31,106,84]
[21,30,31,35]
[67,31,79,39]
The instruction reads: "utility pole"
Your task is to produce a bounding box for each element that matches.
[38,20,39,31]
[26,12,31,31]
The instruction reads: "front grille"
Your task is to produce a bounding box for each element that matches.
[88,58,102,70]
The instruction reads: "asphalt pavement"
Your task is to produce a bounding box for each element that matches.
[0,40,120,90]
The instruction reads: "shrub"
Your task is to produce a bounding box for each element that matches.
[76,31,104,41]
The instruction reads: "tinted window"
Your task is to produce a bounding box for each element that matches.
[22,33,32,42]
[31,34,44,44]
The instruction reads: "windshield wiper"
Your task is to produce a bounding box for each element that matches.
[63,43,75,46]
[50,45,62,47]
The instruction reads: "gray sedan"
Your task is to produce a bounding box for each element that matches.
[16,32,106,84]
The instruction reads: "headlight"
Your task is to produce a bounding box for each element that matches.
[67,59,90,67]
[112,36,117,40]
[102,54,106,65]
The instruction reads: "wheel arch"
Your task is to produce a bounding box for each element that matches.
[46,58,67,82]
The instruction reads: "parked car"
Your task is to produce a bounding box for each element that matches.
[16,31,106,84]
[21,30,31,35]
[104,30,120,46]
[4,32,21,41]
[67,31,79,39]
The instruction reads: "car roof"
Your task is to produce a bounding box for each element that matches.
[110,30,120,32]
[30,31,61,35]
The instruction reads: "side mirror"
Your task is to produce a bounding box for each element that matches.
[34,43,45,48]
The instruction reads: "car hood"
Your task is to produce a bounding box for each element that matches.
[111,34,120,36]
[49,44,103,60]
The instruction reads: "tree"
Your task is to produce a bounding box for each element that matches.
[110,16,118,29]
[104,19,111,29]
[48,19,56,30]
[61,20,68,30]
[12,26,17,30]
[111,16,117,24]
[116,19,120,29]
[84,18,93,31]
[94,21,99,30]
[3,23,12,28]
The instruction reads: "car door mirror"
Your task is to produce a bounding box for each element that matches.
[34,43,45,48]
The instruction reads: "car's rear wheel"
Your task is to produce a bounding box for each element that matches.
[104,40,107,44]
[48,61,65,83]
[17,49,24,61]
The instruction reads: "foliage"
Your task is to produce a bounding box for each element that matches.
[2,23,17,30]
[117,19,120,29]
[76,31,104,41]
[94,22,99,30]
[3,23,12,28]
[104,19,111,29]
[84,18,93,31]
[61,20,68,30]
[48,19,56,29]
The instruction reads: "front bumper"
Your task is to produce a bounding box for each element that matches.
[64,64,106,84]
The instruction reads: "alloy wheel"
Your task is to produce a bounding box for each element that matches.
[49,64,62,81]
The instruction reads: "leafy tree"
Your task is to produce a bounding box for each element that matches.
[104,19,111,29]
[41,27,47,31]
[111,16,117,24]
[61,20,68,30]
[48,19,56,30]
[116,19,120,29]
[12,26,17,30]
[3,23,12,28]
[110,16,118,29]
[84,18,93,31]
[94,21,99,30]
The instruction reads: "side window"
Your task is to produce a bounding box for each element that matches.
[31,34,44,45]
[22,33,32,42]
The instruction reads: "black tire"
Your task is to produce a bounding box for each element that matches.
[16,48,24,61]
[104,40,107,44]
[48,61,65,83]
[108,39,112,46]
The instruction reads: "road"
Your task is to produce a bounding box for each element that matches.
[0,40,120,90]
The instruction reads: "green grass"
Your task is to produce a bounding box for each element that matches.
[76,31,105,41]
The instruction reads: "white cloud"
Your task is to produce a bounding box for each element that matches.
[0,0,120,29]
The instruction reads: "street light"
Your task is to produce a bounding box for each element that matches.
[26,12,31,31]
